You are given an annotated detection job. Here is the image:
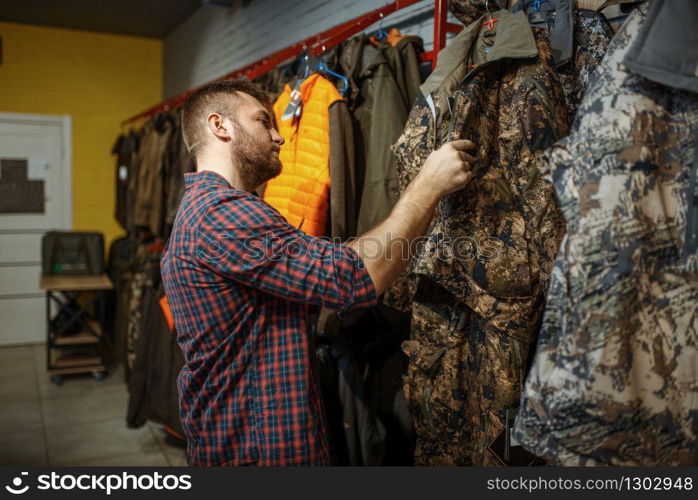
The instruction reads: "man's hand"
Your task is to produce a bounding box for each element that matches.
[347,138,477,296]
[414,139,477,197]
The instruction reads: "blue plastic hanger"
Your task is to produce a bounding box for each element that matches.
[525,0,549,12]
[315,61,349,95]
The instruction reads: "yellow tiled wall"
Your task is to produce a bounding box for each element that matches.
[0,22,162,246]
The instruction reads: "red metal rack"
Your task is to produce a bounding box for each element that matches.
[122,0,462,125]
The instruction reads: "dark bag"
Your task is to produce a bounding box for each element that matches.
[42,231,105,275]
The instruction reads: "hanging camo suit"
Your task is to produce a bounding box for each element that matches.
[513,1,698,466]
[388,0,618,464]
[394,8,570,465]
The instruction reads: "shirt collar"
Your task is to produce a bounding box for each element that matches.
[184,170,232,190]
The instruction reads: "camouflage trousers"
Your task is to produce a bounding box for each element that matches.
[402,280,533,466]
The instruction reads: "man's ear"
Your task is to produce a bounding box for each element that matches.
[206,113,233,142]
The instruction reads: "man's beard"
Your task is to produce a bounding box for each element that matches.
[230,121,282,188]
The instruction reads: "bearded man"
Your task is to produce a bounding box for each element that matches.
[161,79,475,466]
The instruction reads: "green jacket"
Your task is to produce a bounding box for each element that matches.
[337,35,423,236]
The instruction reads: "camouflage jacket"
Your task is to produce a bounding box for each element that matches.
[513,3,698,465]
[510,0,614,116]
[391,9,570,345]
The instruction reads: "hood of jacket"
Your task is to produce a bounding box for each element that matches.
[420,8,538,95]
[339,35,378,105]
[623,0,698,93]
[510,0,574,68]
[339,34,424,104]
[419,9,538,120]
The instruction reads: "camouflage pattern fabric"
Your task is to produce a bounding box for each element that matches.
[555,9,614,115]
[513,3,698,466]
[511,0,615,116]
[391,10,571,465]
[403,281,533,465]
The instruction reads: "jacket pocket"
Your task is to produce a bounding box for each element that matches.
[402,338,464,441]
[402,324,532,447]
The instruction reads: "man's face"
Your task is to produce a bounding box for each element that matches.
[226,92,284,189]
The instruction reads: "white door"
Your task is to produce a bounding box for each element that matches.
[0,113,72,346]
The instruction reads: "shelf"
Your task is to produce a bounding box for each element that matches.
[49,346,102,370]
[40,274,114,292]
[53,333,100,346]
[52,355,102,368]
[48,365,107,376]
[52,320,102,345]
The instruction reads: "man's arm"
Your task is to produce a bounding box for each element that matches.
[348,139,476,296]
[194,139,474,311]
[196,190,378,314]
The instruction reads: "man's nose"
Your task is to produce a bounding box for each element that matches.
[271,128,284,146]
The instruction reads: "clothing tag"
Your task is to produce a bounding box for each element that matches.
[28,160,48,180]
[281,79,304,121]
[118,165,128,181]
[425,93,436,120]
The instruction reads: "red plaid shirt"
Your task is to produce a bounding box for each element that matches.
[161,170,377,466]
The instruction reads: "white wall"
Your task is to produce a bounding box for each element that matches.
[163,0,453,98]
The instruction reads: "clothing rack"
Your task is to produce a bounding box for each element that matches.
[121,0,462,125]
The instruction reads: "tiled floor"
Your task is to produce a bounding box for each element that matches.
[0,343,187,466]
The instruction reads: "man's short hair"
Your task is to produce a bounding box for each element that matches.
[181,78,271,159]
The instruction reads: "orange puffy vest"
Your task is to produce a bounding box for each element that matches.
[264,73,342,236]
